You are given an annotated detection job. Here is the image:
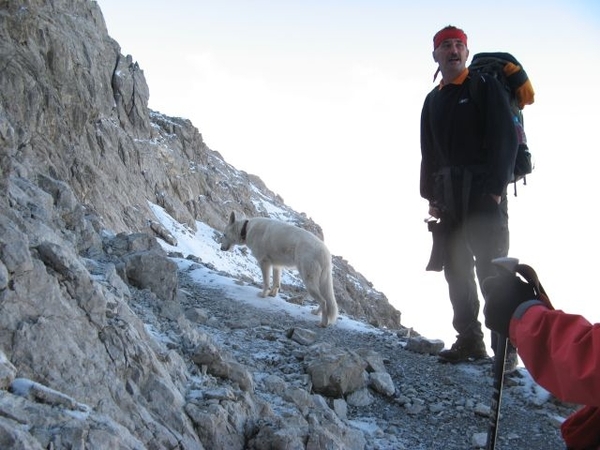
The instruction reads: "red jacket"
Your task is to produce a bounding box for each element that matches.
[510,302,600,449]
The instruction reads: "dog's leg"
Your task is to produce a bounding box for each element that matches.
[320,270,338,327]
[268,267,281,297]
[304,269,338,327]
[304,278,328,326]
[259,261,271,298]
[298,265,327,326]
[319,267,338,327]
[318,301,329,327]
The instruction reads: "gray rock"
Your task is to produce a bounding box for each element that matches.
[405,336,445,355]
[122,251,178,302]
[288,327,318,345]
[0,351,16,390]
[333,398,348,420]
[369,371,396,396]
[0,261,8,291]
[346,388,375,407]
[306,348,368,397]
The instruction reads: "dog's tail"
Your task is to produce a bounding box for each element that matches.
[320,268,338,326]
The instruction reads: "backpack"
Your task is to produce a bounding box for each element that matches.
[468,52,535,195]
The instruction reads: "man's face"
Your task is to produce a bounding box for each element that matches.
[433,39,469,80]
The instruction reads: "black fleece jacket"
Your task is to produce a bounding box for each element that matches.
[420,71,518,204]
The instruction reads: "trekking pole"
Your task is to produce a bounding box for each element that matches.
[486,333,507,450]
[485,257,551,450]
[485,257,519,450]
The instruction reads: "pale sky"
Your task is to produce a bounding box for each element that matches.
[98,0,600,345]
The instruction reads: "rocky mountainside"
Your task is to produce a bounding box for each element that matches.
[0,1,576,449]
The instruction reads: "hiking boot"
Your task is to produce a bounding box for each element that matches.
[438,338,488,364]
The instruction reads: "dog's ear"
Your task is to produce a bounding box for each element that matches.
[229,211,236,224]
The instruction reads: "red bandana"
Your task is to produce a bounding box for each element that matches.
[433,27,468,50]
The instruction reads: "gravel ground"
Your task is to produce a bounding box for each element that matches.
[140,266,578,450]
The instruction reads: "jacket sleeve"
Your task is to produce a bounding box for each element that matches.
[420,94,435,202]
[479,76,519,196]
[509,303,600,406]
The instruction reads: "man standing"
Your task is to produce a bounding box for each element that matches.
[420,26,518,364]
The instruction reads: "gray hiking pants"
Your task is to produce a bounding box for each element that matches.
[442,194,509,350]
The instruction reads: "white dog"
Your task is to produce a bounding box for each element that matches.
[220,211,338,327]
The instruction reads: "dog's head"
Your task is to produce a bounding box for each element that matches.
[220,211,245,251]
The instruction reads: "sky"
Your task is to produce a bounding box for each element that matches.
[98,0,600,347]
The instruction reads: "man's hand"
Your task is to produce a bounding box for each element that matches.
[482,274,537,336]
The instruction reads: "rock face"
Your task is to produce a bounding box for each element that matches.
[0,1,407,448]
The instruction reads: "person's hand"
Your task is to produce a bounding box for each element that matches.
[481,274,536,336]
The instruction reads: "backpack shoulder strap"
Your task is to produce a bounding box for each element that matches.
[467,73,485,111]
